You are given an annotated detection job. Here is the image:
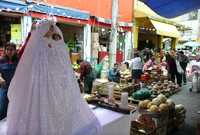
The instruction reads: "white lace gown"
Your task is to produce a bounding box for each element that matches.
[4,20,101,135]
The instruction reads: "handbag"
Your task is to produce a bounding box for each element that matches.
[176,60,184,74]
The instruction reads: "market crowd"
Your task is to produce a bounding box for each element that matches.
[130,49,190,87]
[75,48,193,96]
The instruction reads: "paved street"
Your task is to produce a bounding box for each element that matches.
[170,84,200,135]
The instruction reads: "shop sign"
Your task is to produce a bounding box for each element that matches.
[11,24,22,44]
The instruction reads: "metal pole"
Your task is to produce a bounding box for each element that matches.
[109,0,119,68]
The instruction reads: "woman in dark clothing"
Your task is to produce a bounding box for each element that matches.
[80,61,96,94]
[166,50,182,86]
[178,51,189,84]
[0,43,19,120]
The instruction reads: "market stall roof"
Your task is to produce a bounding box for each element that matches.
[135,0,163,18]
[0,0,27,13]
[30,3,90,20]
[150,20,180,38]
[136,17,180,38]
[140,0,200,18]
[135,1,186,31]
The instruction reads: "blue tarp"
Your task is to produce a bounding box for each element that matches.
[30,4,90,20]
[0,0,27,13]
[140,0,200,18]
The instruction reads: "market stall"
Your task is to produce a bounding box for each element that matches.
[0,15,22,53]
[84,59,185,135]
[57,23,84,64]
[89,26,128,65]
[131,94,186,135]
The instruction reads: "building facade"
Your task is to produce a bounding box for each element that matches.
[0,0,134,65]
[175,10,200,42]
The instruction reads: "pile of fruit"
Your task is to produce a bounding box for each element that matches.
[138,94,170,114]
[72,63,80,72]
[131,94,169,135]
[92,82,111,96]
[174,104,186,128]
[114,83,134,99]
[120,70,131,80]
[148,80,180,97]
[92,82,134,97]
[137,94,186,134]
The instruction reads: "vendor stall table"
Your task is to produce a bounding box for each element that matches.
[0,106,131,135]
[92,106,131,135]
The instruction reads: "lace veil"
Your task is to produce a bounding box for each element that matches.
[6,20,101,135]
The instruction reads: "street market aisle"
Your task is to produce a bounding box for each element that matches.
[170,84,200,135]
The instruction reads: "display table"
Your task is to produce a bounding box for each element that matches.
[0,106,131,135]
[92,106,131,135]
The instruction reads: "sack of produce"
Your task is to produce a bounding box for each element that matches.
[132,88,151,100]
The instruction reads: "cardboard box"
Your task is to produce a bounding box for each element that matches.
[91,33,99,42]
[92,49,99,58]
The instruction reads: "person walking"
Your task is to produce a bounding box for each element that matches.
[178,51,189,84]
[166,50,182,86]
[131,52,143,84]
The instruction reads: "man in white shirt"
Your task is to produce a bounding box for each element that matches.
[131,52,143,84]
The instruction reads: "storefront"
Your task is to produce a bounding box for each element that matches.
[0,0,29,56]
[88,17,132,65]
[134,17,180,51]
[23,2,90,63]
[90,26,124,65]
[134,0,180,51]
[0,0,28,47]
[58,23,84,63]
[46,0,134,65]
[0,0,133,64]
[0,14,21,47]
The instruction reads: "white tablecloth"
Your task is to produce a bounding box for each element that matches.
[93,107,130,135]
[0,107,130,135]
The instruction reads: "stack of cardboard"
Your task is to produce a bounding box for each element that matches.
[113,83,134,99]
[91,33,100,59]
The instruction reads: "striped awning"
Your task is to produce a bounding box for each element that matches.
[0,0,27,13]
[29,3,90,20]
